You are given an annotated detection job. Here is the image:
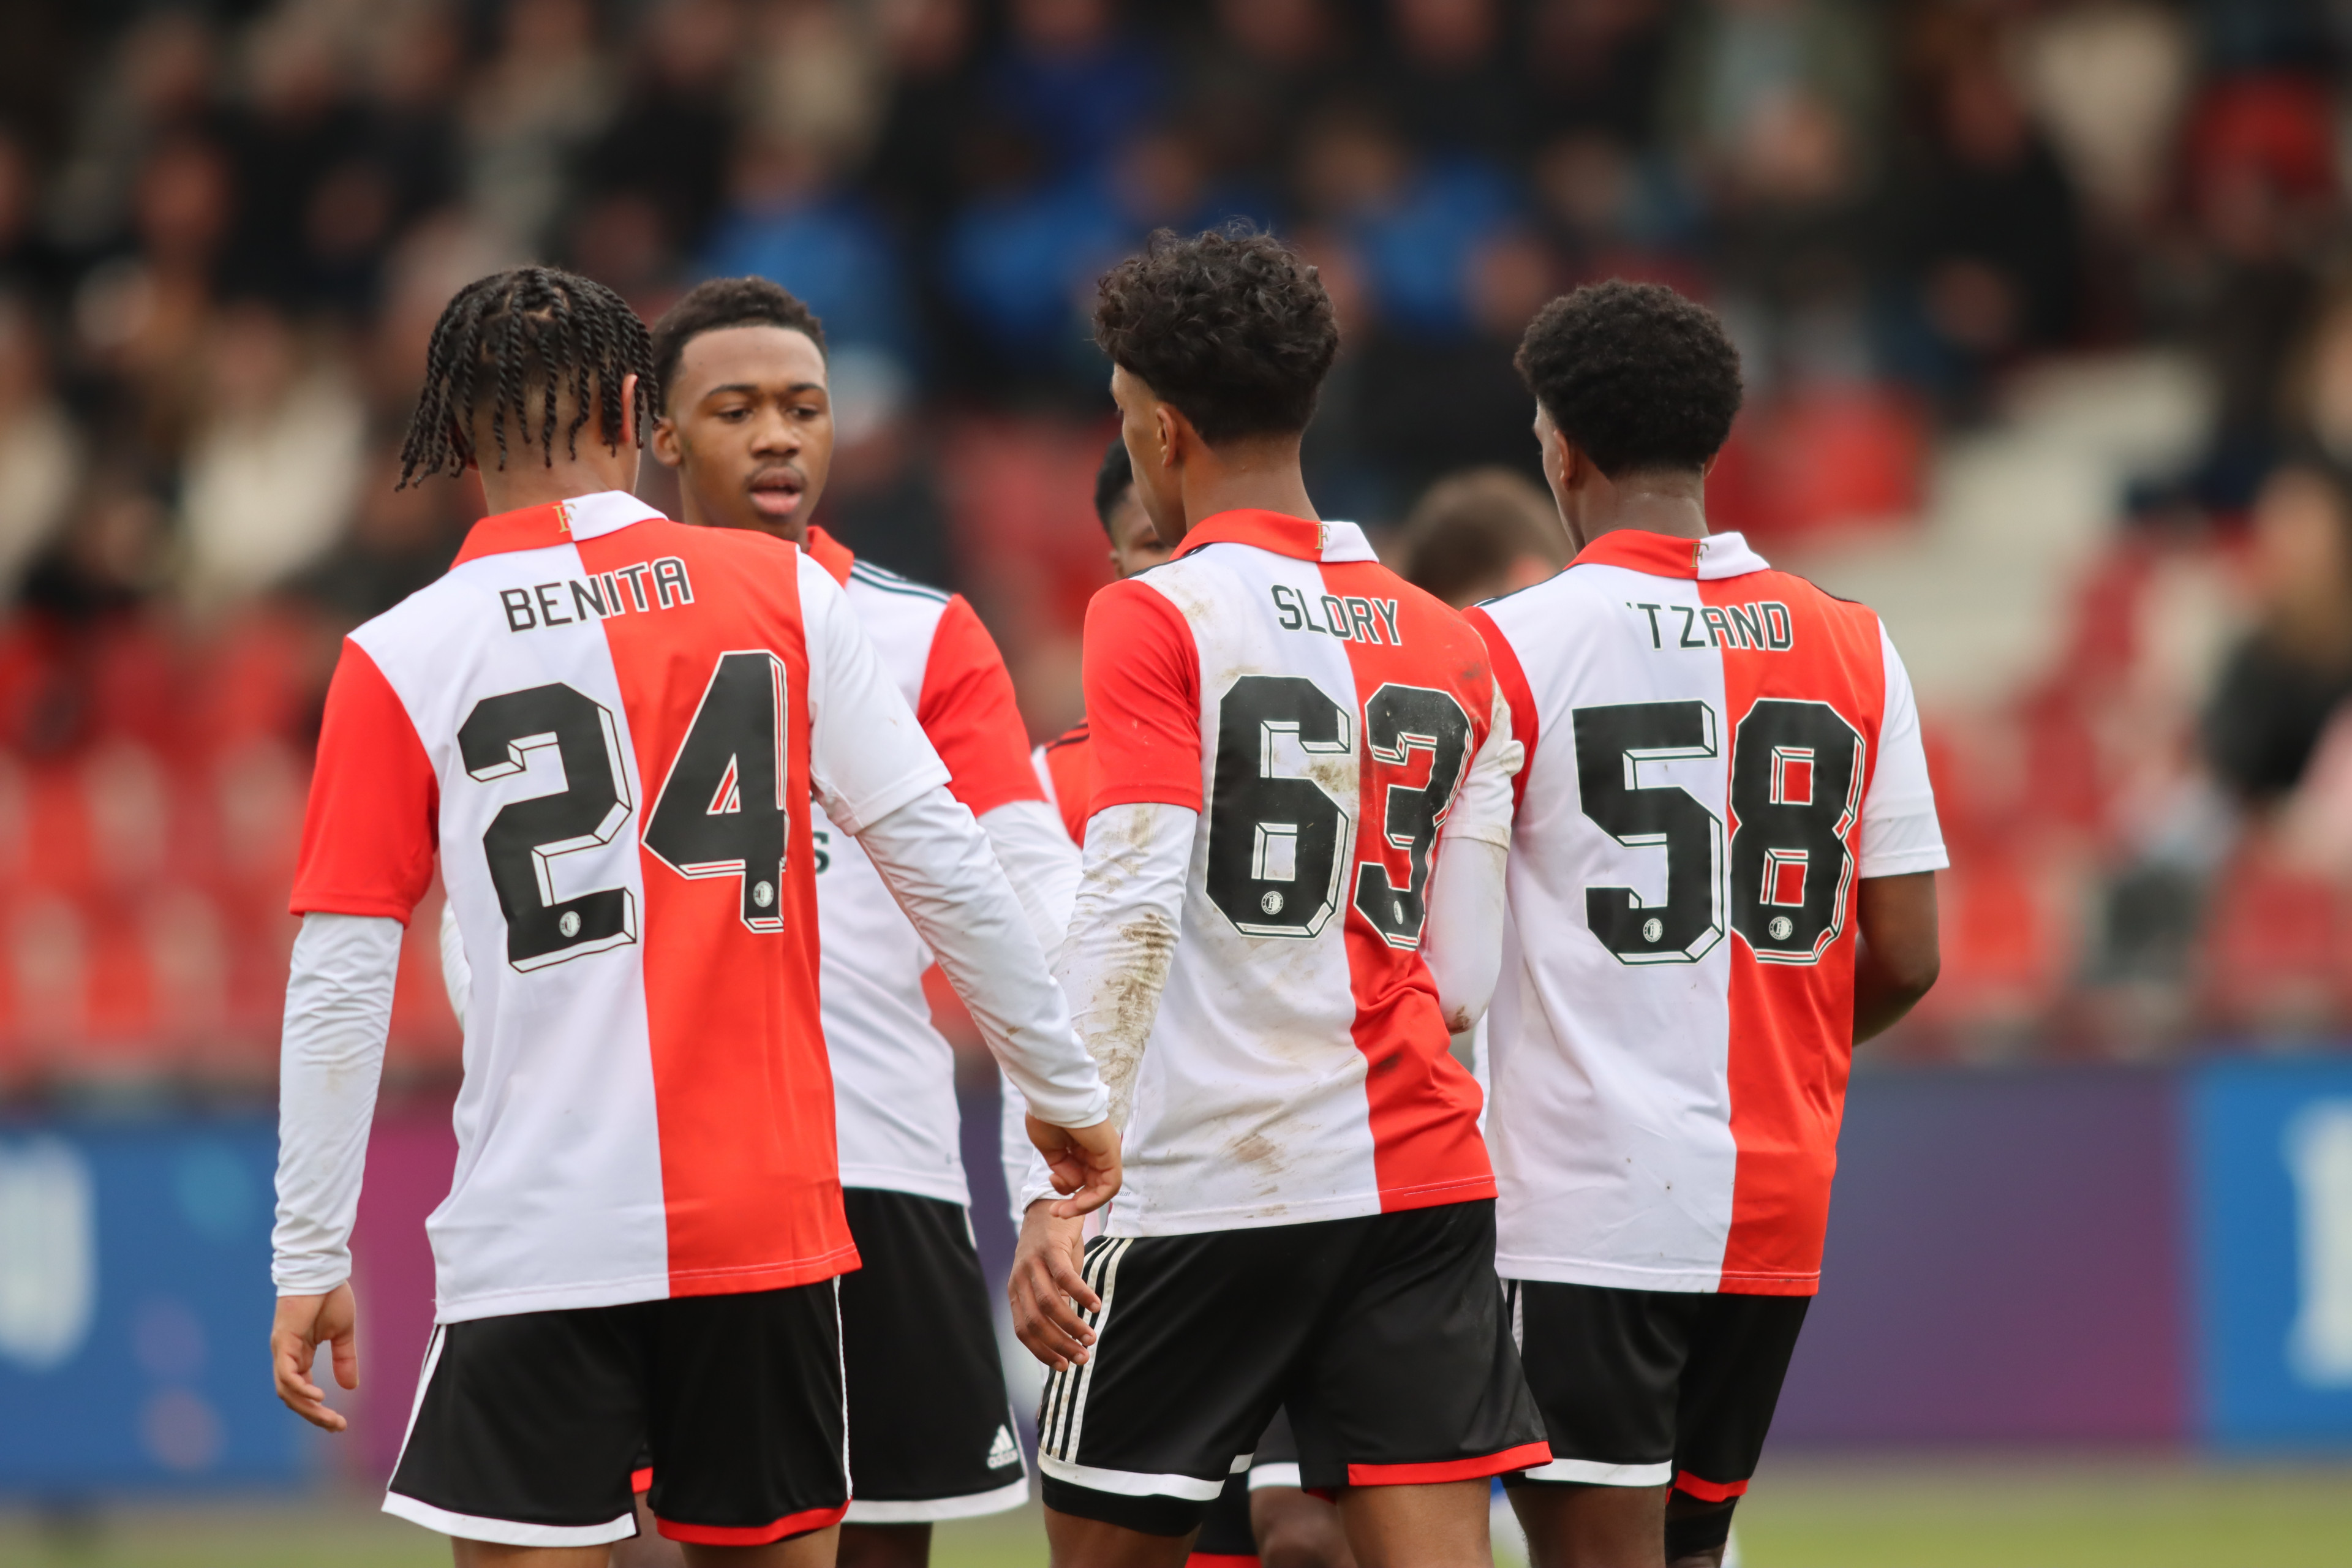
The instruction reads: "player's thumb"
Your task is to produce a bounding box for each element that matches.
[330,1323,360,1390]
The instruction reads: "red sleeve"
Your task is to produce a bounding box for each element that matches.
[1463,606,1539,817]
[289,639,439,921]
[1082,579,1202,814]
[916,595,1048,817]
[1037,725,1092,845]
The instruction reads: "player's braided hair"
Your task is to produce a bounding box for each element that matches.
[396,266,657,489]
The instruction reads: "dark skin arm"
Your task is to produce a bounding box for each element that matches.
[1852,872,1940,1044]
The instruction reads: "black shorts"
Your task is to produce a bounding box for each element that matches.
[1501,1280,1810,1501]
[835,1187,1028,1521]
[1192,1408,1308,1558]
[1038,1200,1548,1536]
[385,1282,847,1548]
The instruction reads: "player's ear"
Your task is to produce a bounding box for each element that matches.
[650,407,684,469]
[1152,402,1182,469]
[617,372,639,451]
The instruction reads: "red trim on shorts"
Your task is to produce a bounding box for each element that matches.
[1185,1556,1262,1567]
[1673,1471,1749,1503]
[629,1466,653,1494]
[655,1499,850,1545]
[1345,1441,1553,1488]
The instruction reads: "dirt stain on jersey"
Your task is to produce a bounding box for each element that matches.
[1084,911,1178,1129]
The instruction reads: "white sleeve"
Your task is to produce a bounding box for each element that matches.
[1422,837,1507,1032]
[980,799,1082,962]
[1447,685,1523,851]
[1860,624,1949,878]
[437,899,469,1029]
[271,912,401,1295]
[853,782,1109,1129]
[1017,802,1193,1213]
[801,554,951,834]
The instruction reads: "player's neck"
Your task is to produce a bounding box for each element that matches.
[1575,476,1708,551]
[477,451,641,517]
[1177,442,1318,537]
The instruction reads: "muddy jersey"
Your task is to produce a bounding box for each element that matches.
[1070,508,1517,1235]
[290,491,946,1321]
[1466,529,1946,1295]
[797,527,1046,1204]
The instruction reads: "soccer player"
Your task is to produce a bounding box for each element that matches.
[1464,281,1945,1568]
[1031,436,1173,842]
[434,275,1082,1568]
[1031,437,1354,1568]
[1006,228,1550,1568]
[268,265,1119,1564]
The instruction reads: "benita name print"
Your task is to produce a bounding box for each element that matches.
[1629,600,1795,652]
[501,557,695,632]
[1271,584,1404,645]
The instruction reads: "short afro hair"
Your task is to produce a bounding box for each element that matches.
[1093,227,1338,446]
[1094,434,1134,532]
[649,276,827,412]
[1514,281,1743,477]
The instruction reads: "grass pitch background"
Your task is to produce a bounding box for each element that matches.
[0,1455,2347,1567]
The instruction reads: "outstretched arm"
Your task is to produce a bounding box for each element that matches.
[853,783,1119,1212]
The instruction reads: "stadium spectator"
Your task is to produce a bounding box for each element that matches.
[0,298,81,603]
[2203,459,2352,807]
[1395,466,1569,608]
[700,134,914,368]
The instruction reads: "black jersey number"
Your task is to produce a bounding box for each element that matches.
[1352,684,1473,949]
[1204,674,1352,937]
[458,684,639,970]
[1728,699,1863,962]
[461,652,792,970]
[1570,701,1725,963]
[643,650,791,932]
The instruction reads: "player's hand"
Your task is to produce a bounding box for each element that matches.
[271,1283,358,1432]
[1009,1201,1098,1373]
[1027,1114,1122,1218]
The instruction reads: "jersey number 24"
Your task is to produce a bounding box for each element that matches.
[457,651,790,970]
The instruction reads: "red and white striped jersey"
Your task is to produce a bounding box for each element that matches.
[797,527,1049,1204]
[290,491,947,1321]
[1065,509,1516,1235]
[1466,529,1946,1296]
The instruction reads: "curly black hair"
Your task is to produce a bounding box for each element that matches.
[1093,433,1134,532]
[1513,281,1744,476]
[1093,227,1338,446]
[396,266,655,489]
[649,276,829,413]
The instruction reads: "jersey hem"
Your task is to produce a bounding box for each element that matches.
[837,1167,972,1208]
[1496,1255,1824,1295]
[431,1240,862,1322]
[1105,1175,1493,1237]
[666,1242,864,1296]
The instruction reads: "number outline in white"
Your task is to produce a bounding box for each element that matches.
[643,648,792,933]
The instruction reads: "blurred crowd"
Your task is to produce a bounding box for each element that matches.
[0,0,2350,1080]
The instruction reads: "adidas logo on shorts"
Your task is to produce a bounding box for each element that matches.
[987,1425,1019,1469]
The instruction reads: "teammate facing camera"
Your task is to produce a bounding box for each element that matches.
[273,265,1117,1568]
[1466,281,1945,1568]
[1010,228,1550,1568]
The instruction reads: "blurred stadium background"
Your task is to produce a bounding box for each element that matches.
[1,0,2351,1562]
